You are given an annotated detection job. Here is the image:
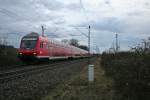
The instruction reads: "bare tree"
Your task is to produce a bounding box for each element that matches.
[61,39,69,44]
[131,37,150,54]
[70,39,79,47]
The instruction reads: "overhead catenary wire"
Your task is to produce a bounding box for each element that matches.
[0,7,33,24]
[70,0,91,42]
[74,27,88,37]
[79,0,89,22]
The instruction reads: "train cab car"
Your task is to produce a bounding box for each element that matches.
[18,32,49,61]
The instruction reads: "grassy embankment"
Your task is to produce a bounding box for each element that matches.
[42,57,113,100]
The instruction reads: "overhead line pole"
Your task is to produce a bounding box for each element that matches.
[115,33,119,52]
[75,27,88,37]
[73,26,91,63]
[42,25,46,37]
[88,25,90,64]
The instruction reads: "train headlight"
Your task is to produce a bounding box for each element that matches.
[39,51,42,54]
[33,52,36,55]
[19,53,22,55]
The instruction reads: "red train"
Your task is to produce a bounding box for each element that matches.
[18,32,88,61]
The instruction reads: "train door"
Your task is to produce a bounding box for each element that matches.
[39,41,44,57]
[39,41,48,58]
[45,42,50,57]
[48,41,53,58]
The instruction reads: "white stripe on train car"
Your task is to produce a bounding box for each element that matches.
[49,56,68,59]
[36,55,87,59]
[36,56,50,58]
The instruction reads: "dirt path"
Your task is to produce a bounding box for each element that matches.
[42,57,114,100]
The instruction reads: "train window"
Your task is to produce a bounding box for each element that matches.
[40,42,44,48]
[46,43,49,49]
[21,39,37,49]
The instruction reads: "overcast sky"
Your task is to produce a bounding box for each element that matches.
[0,0,150,52]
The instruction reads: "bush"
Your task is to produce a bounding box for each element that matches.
[0,45,23,70]
[101,52,150,100]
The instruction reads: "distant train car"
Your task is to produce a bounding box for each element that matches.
[18,32,88,61]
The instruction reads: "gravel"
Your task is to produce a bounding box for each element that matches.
[0,59,88,100]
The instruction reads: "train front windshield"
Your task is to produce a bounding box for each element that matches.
[21,38,37,49]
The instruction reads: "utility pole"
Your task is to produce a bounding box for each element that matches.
[115,33,119,52]
[96,45,99,54]
[41,25,46,37]
[88,25,90,64]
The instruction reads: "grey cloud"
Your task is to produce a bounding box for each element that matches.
[90,17,124,33]
[144,2,149,6]
[127,11,143,16]
[66,3,81,11]
[34,0,65,11]
[0,0,66,35]
[81,15,150,35]
[104,0,111,5]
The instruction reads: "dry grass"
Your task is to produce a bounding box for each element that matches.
[42,57,113,100]
[101,52,150,100]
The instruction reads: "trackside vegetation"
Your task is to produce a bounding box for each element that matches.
[0,45,23,70]
[101,38,150,100]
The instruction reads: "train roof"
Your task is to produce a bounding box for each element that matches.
[23,32,39,38]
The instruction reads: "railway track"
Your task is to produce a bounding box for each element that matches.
[0,58,88,82]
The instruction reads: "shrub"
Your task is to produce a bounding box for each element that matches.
[101,52,150,100]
